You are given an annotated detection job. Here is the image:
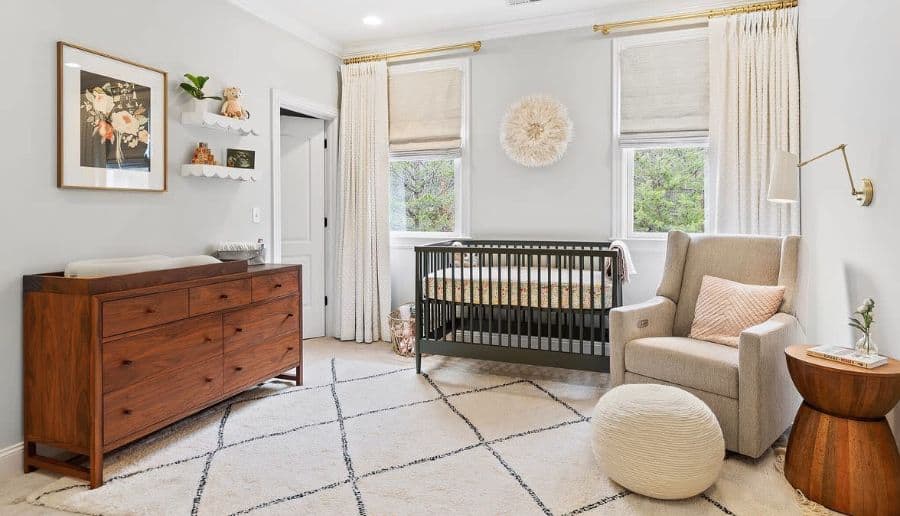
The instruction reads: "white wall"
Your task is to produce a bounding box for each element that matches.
[0,0,339,451]
[390,29,667,308]
[798,0,900,441]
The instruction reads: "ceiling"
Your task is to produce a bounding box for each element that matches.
[230,0,734,56]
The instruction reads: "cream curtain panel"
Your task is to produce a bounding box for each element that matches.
[620,38,709,134]
[337,62,392,343]
[388,68,463,153]
[709,8,800,235]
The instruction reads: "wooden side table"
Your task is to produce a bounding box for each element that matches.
[784,345,900,516]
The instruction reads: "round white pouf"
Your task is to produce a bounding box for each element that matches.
[591,384,724,500]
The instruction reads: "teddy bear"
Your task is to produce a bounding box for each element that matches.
[220,87,250,120]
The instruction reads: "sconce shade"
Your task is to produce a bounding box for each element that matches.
[768,150,800,203]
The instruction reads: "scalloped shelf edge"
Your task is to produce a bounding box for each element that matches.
[181,164,256,182]
[181,111,259,136]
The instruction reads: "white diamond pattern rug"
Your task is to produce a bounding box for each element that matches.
[26,348,810,515]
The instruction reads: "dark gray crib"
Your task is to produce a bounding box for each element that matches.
[414,240,622,373]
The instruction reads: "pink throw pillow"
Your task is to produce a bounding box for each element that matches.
[689,275,785,347]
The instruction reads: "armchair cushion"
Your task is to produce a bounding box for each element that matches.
[624,337,739,398]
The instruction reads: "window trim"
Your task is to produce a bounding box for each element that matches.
[610,28,713,241]
[389,57,471,248]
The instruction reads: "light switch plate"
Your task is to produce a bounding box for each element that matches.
[251,207,261,223]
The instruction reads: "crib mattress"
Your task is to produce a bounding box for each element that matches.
[424,266,614,309]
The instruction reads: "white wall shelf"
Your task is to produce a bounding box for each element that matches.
[181,111,259,136]
[181,164,256,182]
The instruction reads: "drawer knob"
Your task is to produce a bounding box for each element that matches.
[287,313,295,318]
[122,408,133,415]
[205,377,214,383]
[220,294,229,299]
[287,346,295,351]
[121,359,134,367]
[234,366,244,372]
[204,337,214,343]
[145,308,156,314]
[274,283,283,288]
[235,327,244,333]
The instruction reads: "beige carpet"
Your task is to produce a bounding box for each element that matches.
[20,338,821,515]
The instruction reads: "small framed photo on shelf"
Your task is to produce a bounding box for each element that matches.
[226,148,255,169]
[57,42,167,191]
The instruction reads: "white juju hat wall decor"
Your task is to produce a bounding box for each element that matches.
[500,95,573,167]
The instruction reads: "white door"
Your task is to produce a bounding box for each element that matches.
[280,116,326,338]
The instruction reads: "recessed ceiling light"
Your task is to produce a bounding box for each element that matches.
[64,62,81,68]
[362,15,382,26]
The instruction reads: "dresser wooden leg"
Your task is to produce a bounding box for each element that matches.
[24,442,37,473]
[89,449,103,489]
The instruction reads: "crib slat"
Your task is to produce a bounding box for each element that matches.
[579,253,585,355]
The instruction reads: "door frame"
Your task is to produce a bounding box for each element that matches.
[270,88,339,336]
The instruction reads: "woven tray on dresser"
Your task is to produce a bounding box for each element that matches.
[23,262,303,488]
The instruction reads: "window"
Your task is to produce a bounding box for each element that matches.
[613,30,712,238]
[388,58,469,242]
[389,155,458,232]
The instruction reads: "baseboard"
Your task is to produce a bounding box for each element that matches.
[0,442,24,483]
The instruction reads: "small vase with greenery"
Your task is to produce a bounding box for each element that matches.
[180,74,222,113]
[849,298,878,356]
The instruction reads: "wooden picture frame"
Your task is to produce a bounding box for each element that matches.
[58,42,168,192]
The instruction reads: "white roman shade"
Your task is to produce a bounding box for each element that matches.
[620,38,709,134]
[388,68,463,153]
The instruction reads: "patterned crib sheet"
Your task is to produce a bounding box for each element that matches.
[424,266,614,310]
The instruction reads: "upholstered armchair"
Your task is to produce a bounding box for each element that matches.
[610,231,805,458]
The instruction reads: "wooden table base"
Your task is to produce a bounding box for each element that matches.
[785,402,900,515]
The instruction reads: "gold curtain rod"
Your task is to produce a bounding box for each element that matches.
[593,0,797,35]
[343,41,482,65]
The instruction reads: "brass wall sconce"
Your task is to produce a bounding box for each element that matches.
[768,144,874,207]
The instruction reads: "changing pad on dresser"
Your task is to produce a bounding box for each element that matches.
[64,255,222,278]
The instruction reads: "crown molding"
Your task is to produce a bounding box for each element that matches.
[229,0,736,59]
[228,0,343,57]
[342,8,601,56]
[341,0,735,56]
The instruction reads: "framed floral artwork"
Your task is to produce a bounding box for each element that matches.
[58,42,167,191]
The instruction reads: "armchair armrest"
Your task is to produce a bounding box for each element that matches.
[609,296,676,386]
[738,312,807,457]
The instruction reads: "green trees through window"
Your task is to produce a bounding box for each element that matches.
[632,146,706,233]
[390,158,456,232]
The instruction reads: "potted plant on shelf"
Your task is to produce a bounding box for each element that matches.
[179,73,222,113]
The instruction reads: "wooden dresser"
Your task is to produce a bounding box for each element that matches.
[23,262,302,488]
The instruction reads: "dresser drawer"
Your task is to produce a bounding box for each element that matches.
[224,332,300,393]
[189,279,251,316]
[224,295,299,353]
[102,314,223,394]
[103,356,223,445]
[102,290,189,338]
[251,270,299,303]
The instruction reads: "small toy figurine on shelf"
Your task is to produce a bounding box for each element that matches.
[220,87,250,120]
[191,142,217,165]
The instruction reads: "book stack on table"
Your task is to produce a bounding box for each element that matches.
[806,345,888,369]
